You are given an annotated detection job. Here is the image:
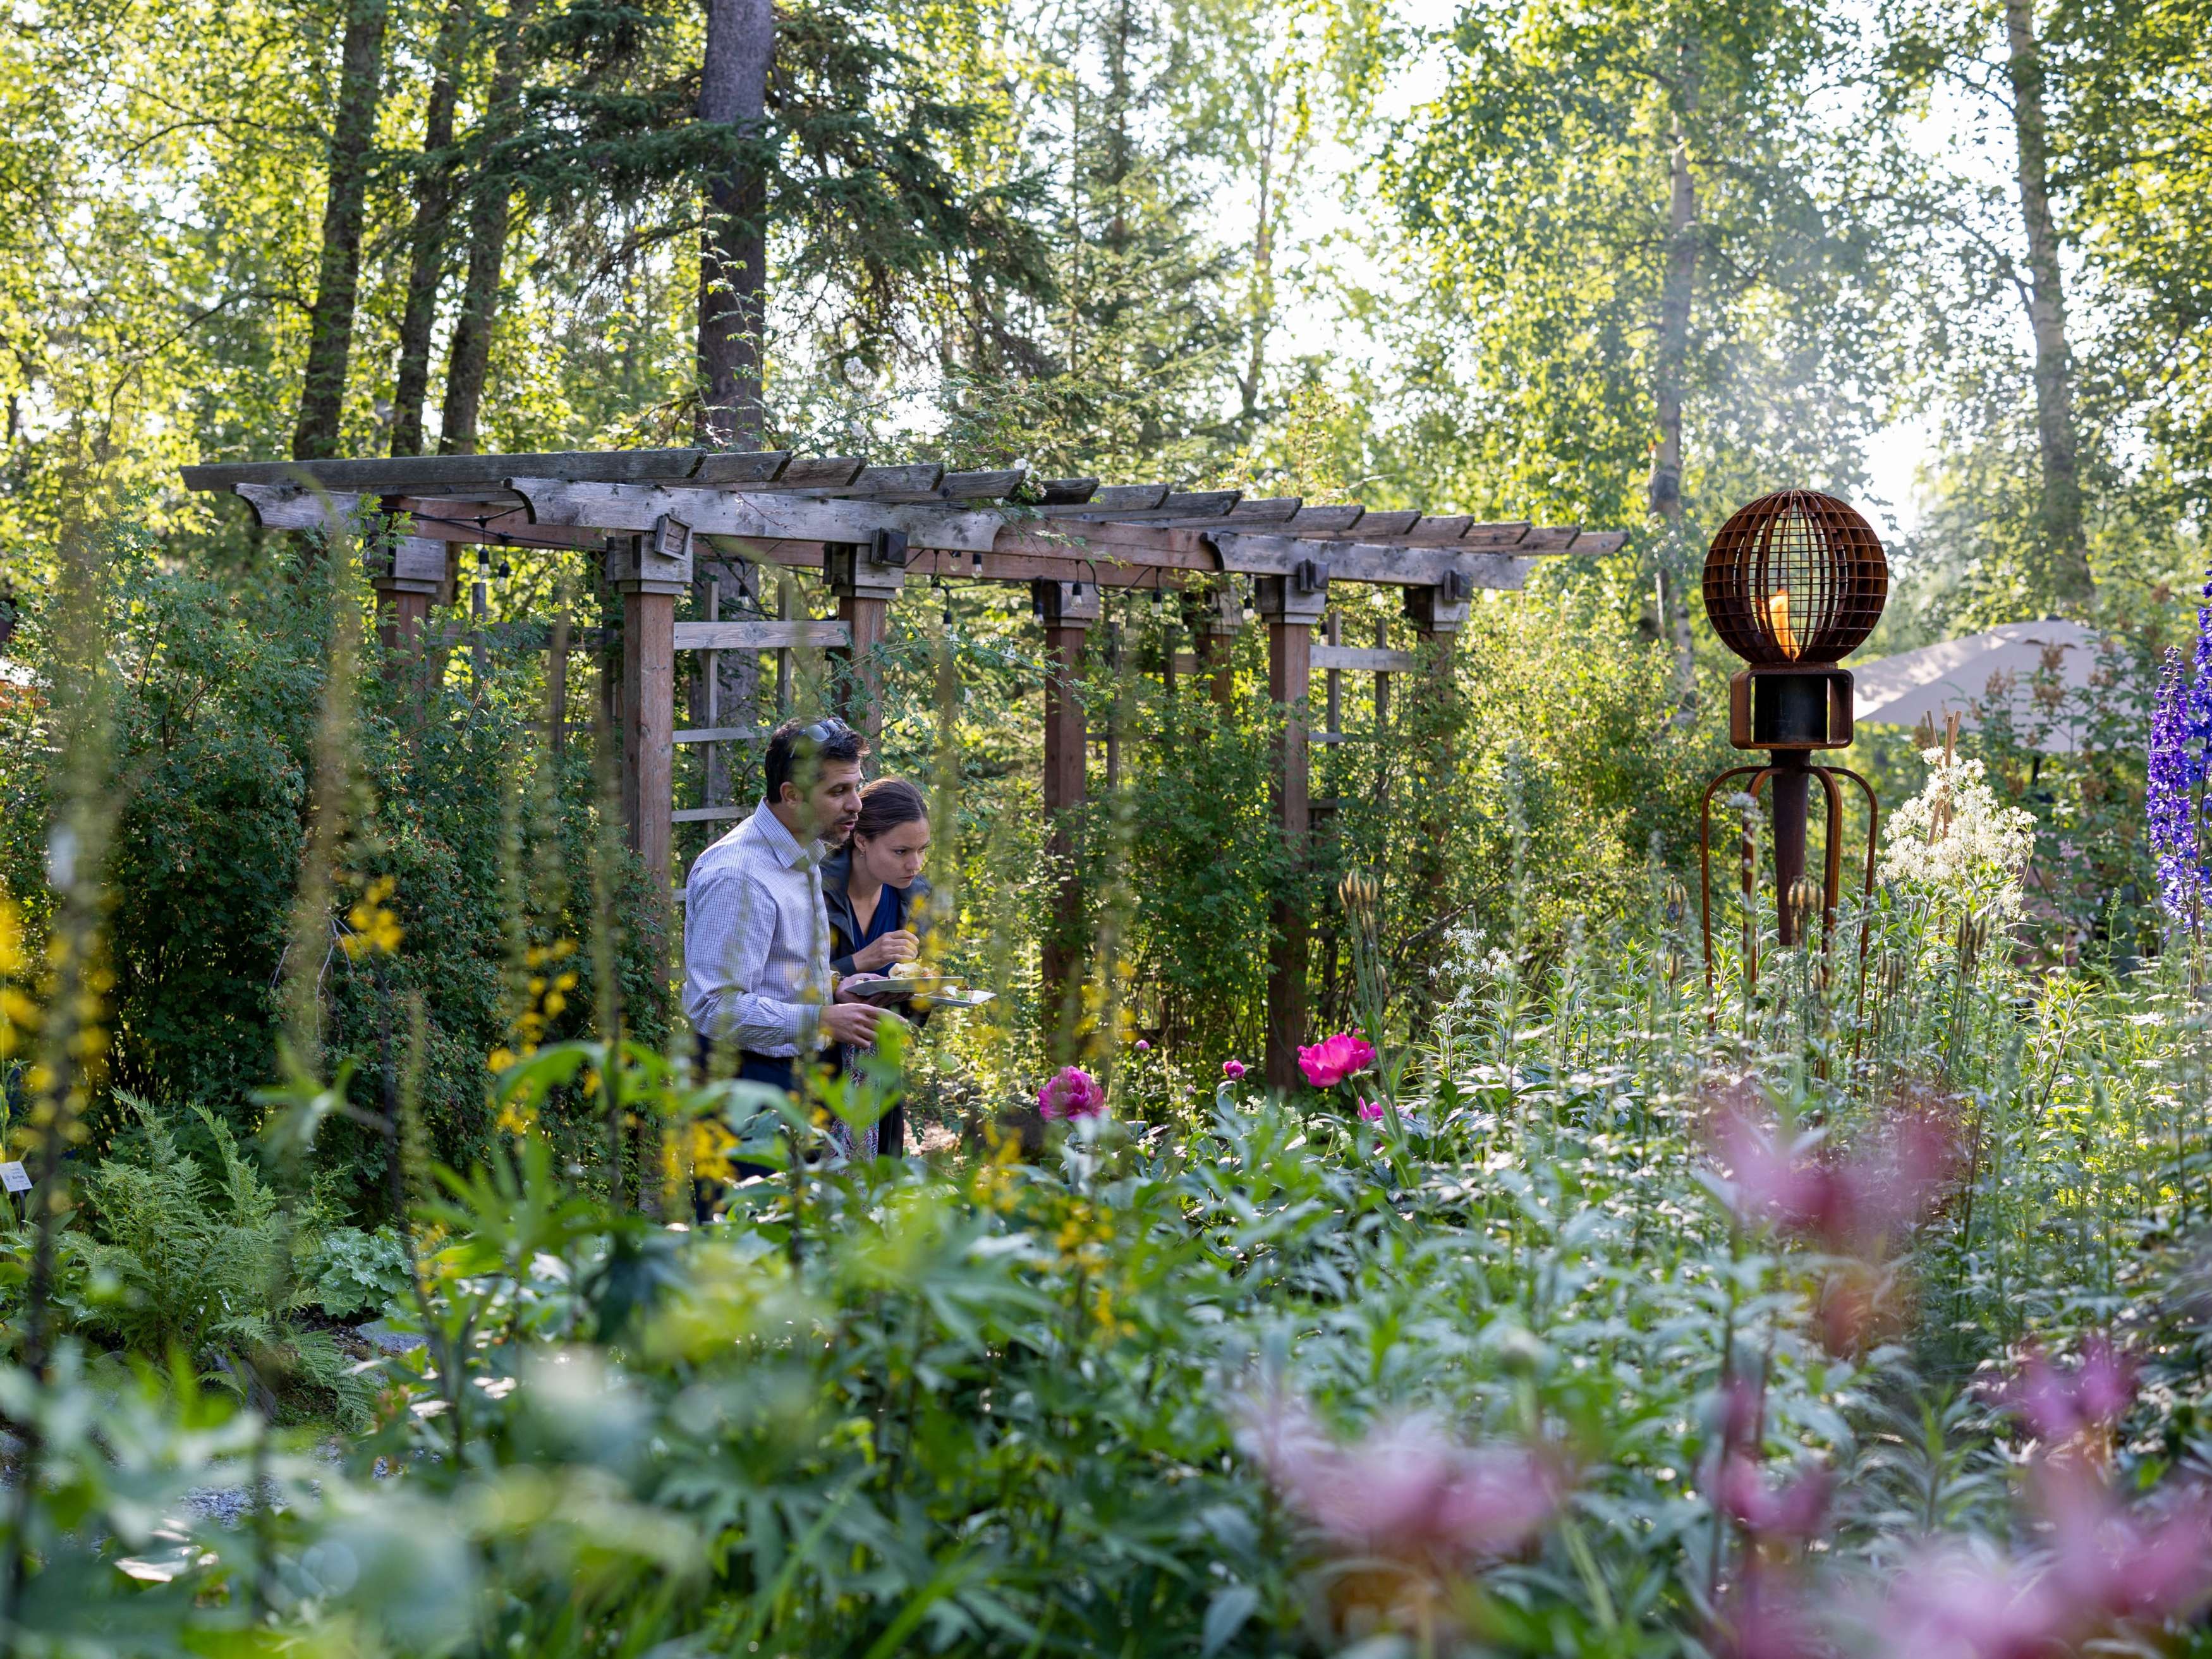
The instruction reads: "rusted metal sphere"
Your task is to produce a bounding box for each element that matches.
[1701,490,1887,666]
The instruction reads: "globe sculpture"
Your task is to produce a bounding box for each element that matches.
[1697,490,1887,987]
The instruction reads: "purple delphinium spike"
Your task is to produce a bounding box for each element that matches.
[2187,571,2212,751]
[2149,612,2212,933]
[2148,647,2198,926]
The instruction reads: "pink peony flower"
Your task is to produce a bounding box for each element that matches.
[1864,1473,2212,1655]
[1706,1090,1962,1255]
[2004,1337,2136,1444]
[1715,1454,1833,1540]
[1298,1031,1376,1089]
[1222,1059,1247,1081]
[1236,1390,1562,1565]
[1037,1065,1105,1121]
[1357,1098,1385,1122]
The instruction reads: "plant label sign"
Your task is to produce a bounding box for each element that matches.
[0,1162,29,1193]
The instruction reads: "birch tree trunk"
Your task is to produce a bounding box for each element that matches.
[696,0,773,449]
[438,0,537,456]
[290,0,389,461]
[389,0,468,457]
[2003,0,2094,604]
[1650,76,1701,694]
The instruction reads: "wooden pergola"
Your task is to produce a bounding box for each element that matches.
[182,447,1626,1086]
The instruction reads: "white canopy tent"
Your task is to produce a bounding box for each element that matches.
[1850,620,2102,752]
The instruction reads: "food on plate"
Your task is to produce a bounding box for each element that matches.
[890,960,932,980]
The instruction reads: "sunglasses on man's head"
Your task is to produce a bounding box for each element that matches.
[799,717,854,746]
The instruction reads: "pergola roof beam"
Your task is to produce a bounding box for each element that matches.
[183,447,714,494]
[1211,532,1541,590]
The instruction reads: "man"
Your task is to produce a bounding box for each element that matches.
[684,716,884,1099]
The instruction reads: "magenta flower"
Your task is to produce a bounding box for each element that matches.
[1037,1065,1105,1121]
[1236,1391,1562,1565]
[1715,1454,1833,1541]
[1298,1031,1376,1089]
[1865,1473,2212,1654]
[1222,1059,1247,1081]
[1357,1098,1385,1122]
[1706,1092,1961,1255]
[1134,1038,1150,1052]
[2003,1338,2136,1444]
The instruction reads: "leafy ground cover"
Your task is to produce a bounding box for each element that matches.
[5,737,2212,1657]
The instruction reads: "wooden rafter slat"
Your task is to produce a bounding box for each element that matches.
[1020,476,1101,506]
[767,456,867,491]
[182,447,707,494]
[1573,530,1629,555]
[1152,495,1300,529]
[1517,525,1582,552]
[1044,483,1170,515]
[1400,514,1474,545]
[844,462,947,501]
[1288,504,1364,534]
[1081,488,1243,523]
[691,450,794,485]
[1353,510,1421,538]
[1460,521,1534,549]
[941,466,1027,499]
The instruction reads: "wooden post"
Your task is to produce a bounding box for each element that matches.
[369,534,447,653]
[775,576,795,715]
[825,541,902,743]
[1372,617,1392,730]
[607,530,693,894]
[1404,577,1469,1030]
[1193,582,1241,711]
[1324,609,1342,739]
[1103,621,1122,791]
[547,608,569,757]
[1036,578,1099,1045]
[1258,569,1327,1090]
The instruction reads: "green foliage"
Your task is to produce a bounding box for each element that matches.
[6,861,2212,1653]
[34,1093,376,1425]
[0,532,669,1198]
[297,1223,413,1319]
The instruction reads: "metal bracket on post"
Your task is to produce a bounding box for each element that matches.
[607,527,695,595]
[824,540,906,602]
[1403,567,1471,635]
[365,534,452,600]
[1255,567,1329,624]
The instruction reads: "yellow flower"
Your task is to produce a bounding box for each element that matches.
[495,1098,537,1137]
[0,898,24,976]
[341,877,404,959]
[685,1118,741,1184]
[487,1047,516,1073]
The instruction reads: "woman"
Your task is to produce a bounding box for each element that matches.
[823,777,932,1156]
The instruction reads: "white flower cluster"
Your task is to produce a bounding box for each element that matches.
[1878,749,2037,915]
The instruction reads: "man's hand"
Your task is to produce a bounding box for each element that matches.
[852,929,921,972]
[823,1000,884,1047]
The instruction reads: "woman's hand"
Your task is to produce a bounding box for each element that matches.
[851,929,920,973]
